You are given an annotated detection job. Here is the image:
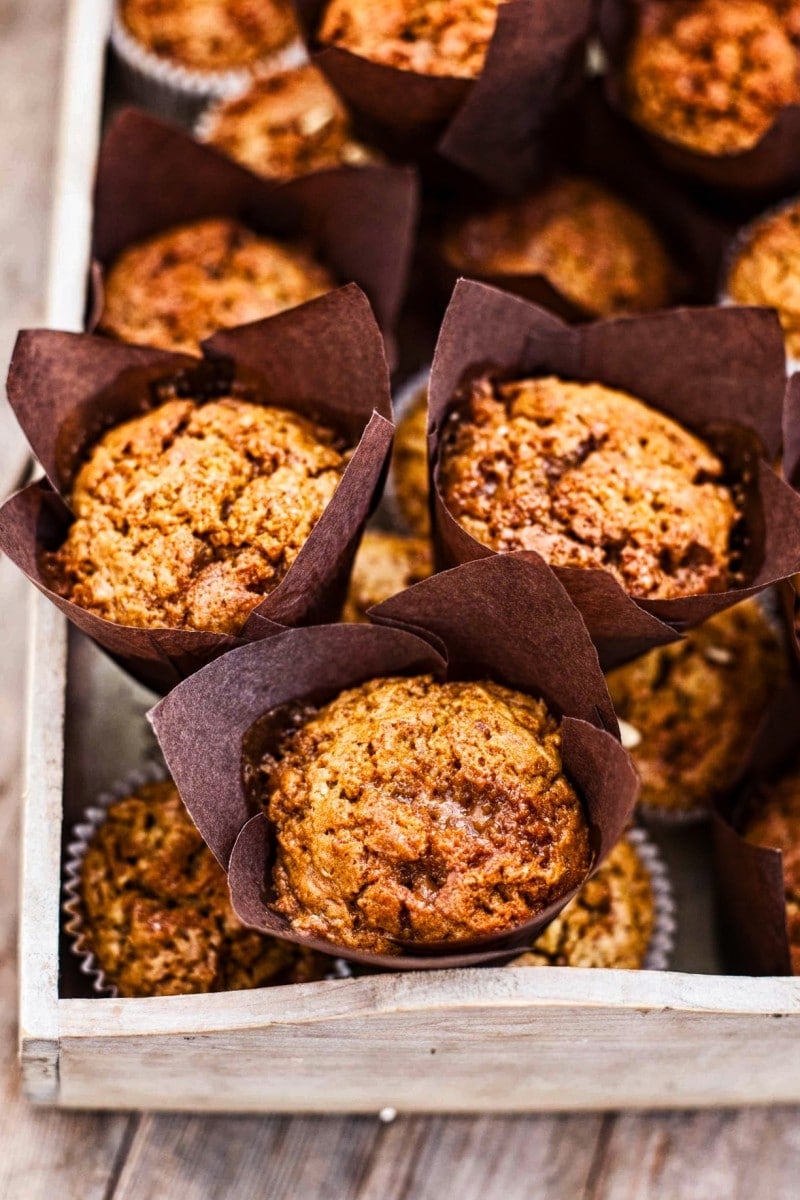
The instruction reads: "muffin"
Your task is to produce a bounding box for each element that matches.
[608,600,786,816]
[45,395,349,635]
[319,0,507,79]
[261,674,591,954]
[623,0,800,156]
[78,780,324,997]
[744,766,800,973]
[726,200,800,359]
[117,0,300,74]
[98,218,335,356]
[392,386,430,536]
[201,65,376,180]
[342,530,433,622]
[441,177,676,318]
[438,374,739,601]
[510,836,654,969]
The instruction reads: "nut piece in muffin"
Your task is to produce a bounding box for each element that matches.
[727,200,800,359]
[262,675,591,954]
[623,0,800,156]
[79,780,324,997]
[98,217,335,356]
[607,600,785,816]
[744,766,800,973]
[118,0,300,73]
[441,177,676,318]
[392,386,430,536]
[510,836,655,969]
[45,395,349,635]
[202,65,377,180]
[319,0,507,79]
[342,530,433,623]
[438,374,739,600]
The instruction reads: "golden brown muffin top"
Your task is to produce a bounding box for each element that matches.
[80,780,324,997]
[119,0,299,71]
[342,530,433,623]
[441,177,675,318]
[263,674,590,954]
[202,65,377,180]
[438,374,738,601]
[727,201,800,359]
[98,217,335,356]
[745,767,800,973]
[608,600,786,815]
[319,0,506,78]
[510,837,655,969]
[46,396,348,634]
[624,0,800,156]
[392,388,430,537]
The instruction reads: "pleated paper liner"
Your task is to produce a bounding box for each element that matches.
[110,0,308,127]
[0,286,394,693]
[427,280,800,671]
[150,554,639,972]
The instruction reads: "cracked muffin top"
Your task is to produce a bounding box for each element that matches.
[319,0,507,78]
[623,0,800,156]
[745,766,800,973]
[392,387,430,537]
[510,836,655,969]
[342,530,433,623]
[202,65,377,180]
[438,374,739,601]
[45,395,349,634]
[441,177,676,318]
[119,0,300,72]
[79,780,325,997]
[607,600,785,815]
[262,674,591,954]
[727,200,800,359]
[98,218,335,356]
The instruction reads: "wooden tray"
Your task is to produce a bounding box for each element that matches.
[19,0,800,1113]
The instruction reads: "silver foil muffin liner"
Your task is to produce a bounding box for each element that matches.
[63,763,351,998]
[110,1,308,127]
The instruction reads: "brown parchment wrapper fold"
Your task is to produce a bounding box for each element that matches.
[428,279,800,670]
[779,374,800,668]
[149,554,639,970]
[711,679,800,977]
[90,107,419,349]
[293,0,593,193]
[0,285,394,693]
[598,0,800,195]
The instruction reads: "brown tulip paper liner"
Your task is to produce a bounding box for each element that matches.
[598,0,800,195]
[293,0,593,193]
[89,108,419,350]
[149,556,638,970]
[0,285,394,693]
[711,679,800,976]
[427,280,800,670]
[780,373,800,668]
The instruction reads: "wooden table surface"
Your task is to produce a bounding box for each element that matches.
[2,3,800,1196]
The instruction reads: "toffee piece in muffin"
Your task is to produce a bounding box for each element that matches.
[510,836,655,969]
[392,386,430,536]
[441,177,676,317]
[342,530,433,622]
[319,0,507,79]
[438,374,739,600]
[744,766,800,973]
[727,200,800,359]
[608,600,785,816]
[98,217,335,355]
[202,65,376,180]
[623,0,800,156]
[118,0,300,74]
[79,780,324,997]
[45,395,349,635]
[262,675,591,954]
